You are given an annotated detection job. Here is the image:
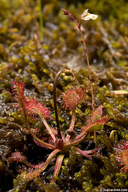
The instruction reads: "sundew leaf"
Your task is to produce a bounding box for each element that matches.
[87,105,104,123]
[75,115,110,140]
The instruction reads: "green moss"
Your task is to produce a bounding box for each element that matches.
[67,146,77,169]
[0,0,128,191]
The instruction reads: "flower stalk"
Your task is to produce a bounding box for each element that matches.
[62,8,97,112]
[62,8,98,143]
[53,70,64,139]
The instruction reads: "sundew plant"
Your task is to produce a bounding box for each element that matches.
[8,69,109,187]
[7,8,112,190]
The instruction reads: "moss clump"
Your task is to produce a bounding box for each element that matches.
[0,0,128,191]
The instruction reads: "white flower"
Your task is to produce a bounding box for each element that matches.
[81,9,98,21]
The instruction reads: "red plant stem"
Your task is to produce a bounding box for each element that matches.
[71,15,95,143]
[41,117,56,142]
[65,110,76,142]
[76,147,92,158]
[65,133,87,148]
[77,23,94,111]
[22,158,55,170]
[62,9,94,110]
[76,145,102,158]
[52,154,65,182]
[62,8,96,143]
[80,29,94,111]
[68,110,76,131]
[78,25,96,144]
[22,160,44,168]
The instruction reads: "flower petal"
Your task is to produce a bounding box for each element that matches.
[81,9,89,19]
[82,14,98,21]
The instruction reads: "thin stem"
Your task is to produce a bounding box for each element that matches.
[76,145,102,158]
[53,70,64,139]
[40,117,56,142]
[65,134,87,147]
[78,24,94,111]
[52,154,65,182]
[22,159,45,169]
[72,16,95,143]
[76,22,96,144]
[76,147,92,158]
[62,10,94,110]
[65,110,76,142]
